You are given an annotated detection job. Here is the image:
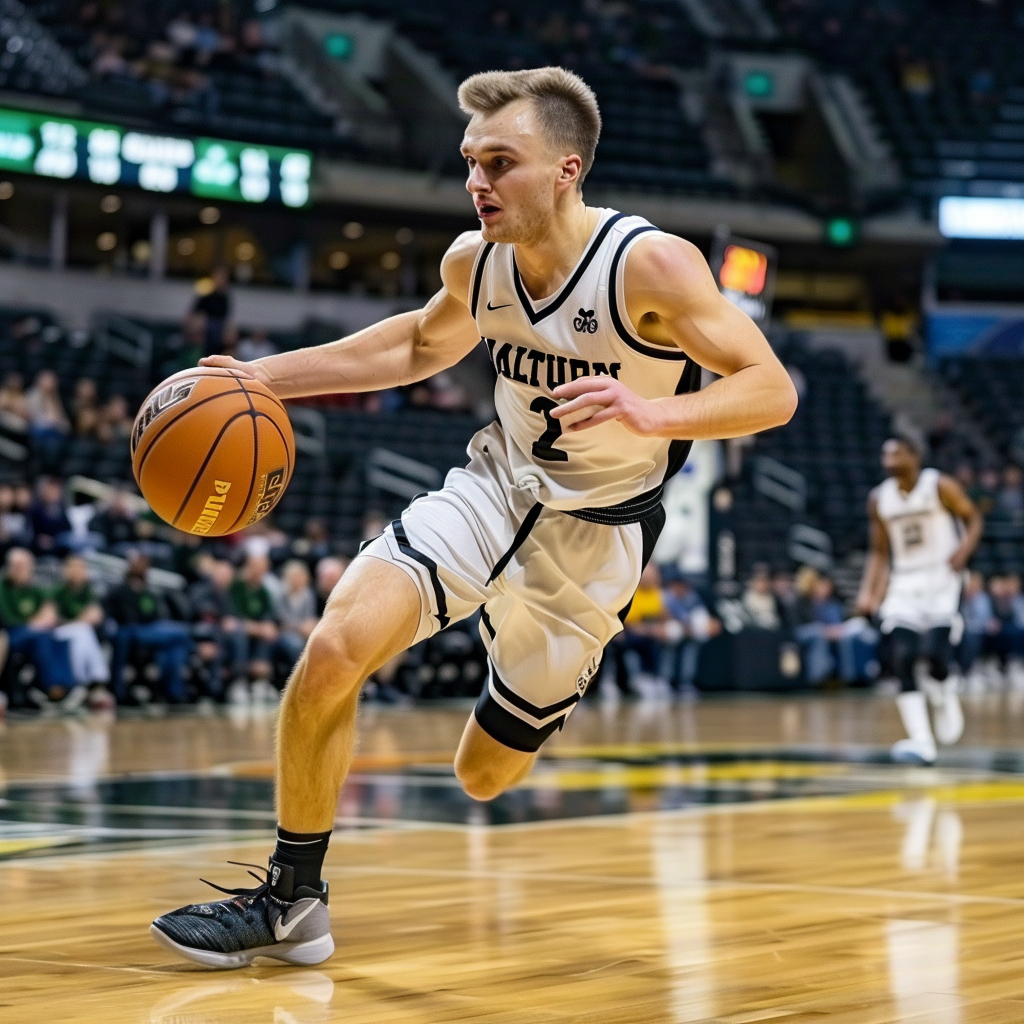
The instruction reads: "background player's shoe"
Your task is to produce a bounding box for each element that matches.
[921,675,964,746]
[892,691,937,765]
[151,860,333,969]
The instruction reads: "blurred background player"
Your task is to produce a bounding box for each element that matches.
[856,436,982,764]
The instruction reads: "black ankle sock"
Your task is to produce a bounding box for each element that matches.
[272,826,332,891]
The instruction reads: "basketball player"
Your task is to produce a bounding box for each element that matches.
[150,67,797,968]
[855,436,982,765]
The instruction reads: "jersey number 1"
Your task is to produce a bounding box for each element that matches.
[530,397,569,462]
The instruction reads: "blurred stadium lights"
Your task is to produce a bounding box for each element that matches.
[938,196,1024,240]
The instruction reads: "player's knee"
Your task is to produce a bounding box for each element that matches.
[293,626,366,703]
[454,759,510,802]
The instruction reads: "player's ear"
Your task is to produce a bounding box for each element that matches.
[557,154,582,189]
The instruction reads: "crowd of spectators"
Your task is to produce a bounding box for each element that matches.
[608,558,1024,697]
[0,475,355,713]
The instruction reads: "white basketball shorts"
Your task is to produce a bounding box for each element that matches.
[358,421,663,751]
[880,566,964,638]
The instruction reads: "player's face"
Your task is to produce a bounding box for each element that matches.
[461,100,572,245]
[881,439,918,476]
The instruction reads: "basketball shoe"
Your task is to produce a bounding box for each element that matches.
[151,860,333,969]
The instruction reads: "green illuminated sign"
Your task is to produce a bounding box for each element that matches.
[0,106,312,206]
[323,33,354,60]
[825,217,858,247]
[745,71,774,98]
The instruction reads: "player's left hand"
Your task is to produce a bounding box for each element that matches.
[949,547,971,572]
[551,376,662,435]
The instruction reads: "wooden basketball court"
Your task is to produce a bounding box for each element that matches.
[2,693,1023,1022]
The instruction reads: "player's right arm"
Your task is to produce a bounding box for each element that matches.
[854,490,890,618]
[200,232,484,399]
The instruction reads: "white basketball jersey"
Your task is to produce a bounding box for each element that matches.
[471,208,700,517]
[876,468,961,575]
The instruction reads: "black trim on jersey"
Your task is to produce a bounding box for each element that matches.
[470,242,495,319]
[391,518,450,630]
[474,684,566,752]
[511,212,627,325]
[663,357,704,482]
[487,502,543,584]
[608,226,688,361]
[617,503,668,624]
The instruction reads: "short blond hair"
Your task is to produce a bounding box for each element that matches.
[457,67,602,185]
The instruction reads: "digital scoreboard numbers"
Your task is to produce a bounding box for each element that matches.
[0,106,311,207]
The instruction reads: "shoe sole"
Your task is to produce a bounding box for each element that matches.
[149,924,334,969]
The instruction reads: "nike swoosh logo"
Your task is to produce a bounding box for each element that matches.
[486,301,512,310]
[274,899,320,941]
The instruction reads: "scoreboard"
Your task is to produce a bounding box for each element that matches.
[0,106,312,207]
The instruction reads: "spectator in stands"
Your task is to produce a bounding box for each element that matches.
[106,552,193,705]
[237,329,277,363]
[52,555,113,707]
[0,483,31,554]
[313,556,347,615]
[661,566,719,692]
[193,266,232,356]
[0,547,76,707]
[291,517,331,569]
[25,370,70,466]
[97,395,133,445]
[186,558,240,702]
[91,488,139,552]
[973,467,1000,518]
[772,570,800,630]
[994,464,1024,524]
[29,477,73,556]
[794,573,850,685]
[742,564,781,631]
[986,575,1024,682]
[71,378,102,438]
[276,559,317,668]
[229,552,280,702]
[0,372,28,424]
[616,562,669,696]
[959,570,997,680]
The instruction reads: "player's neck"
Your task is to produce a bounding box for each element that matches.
[513,200,600,301]
[894,467,921,493]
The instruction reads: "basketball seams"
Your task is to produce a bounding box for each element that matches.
[223,379,261,534]
[134,369,294,537]
[133,379,248,476]
[169,410,253,528]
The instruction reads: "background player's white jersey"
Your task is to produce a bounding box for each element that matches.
[471,208,701,519]
[877,467,963,632]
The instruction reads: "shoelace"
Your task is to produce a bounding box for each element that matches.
[200,862,271,899]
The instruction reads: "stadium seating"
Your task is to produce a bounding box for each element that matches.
[731,336,891,573]
[765,0,1024,192]
[16,0,351,154]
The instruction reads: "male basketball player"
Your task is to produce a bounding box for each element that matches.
[150,67,797,968]
[856,436,982,765]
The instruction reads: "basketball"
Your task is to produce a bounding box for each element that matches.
[130,366,295,537]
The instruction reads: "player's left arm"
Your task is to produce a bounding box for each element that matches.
[551,234,798,437]
[937,474,983,572]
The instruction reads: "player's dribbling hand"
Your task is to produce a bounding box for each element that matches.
[199,354,274,389]
[551,376,662,435]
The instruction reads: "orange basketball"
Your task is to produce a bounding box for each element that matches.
[131,367,295,537]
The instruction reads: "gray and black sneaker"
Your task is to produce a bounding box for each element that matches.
[150,860,333,969]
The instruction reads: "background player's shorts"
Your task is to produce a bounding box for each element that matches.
[358,422,662,752]
[880,566,964,640]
